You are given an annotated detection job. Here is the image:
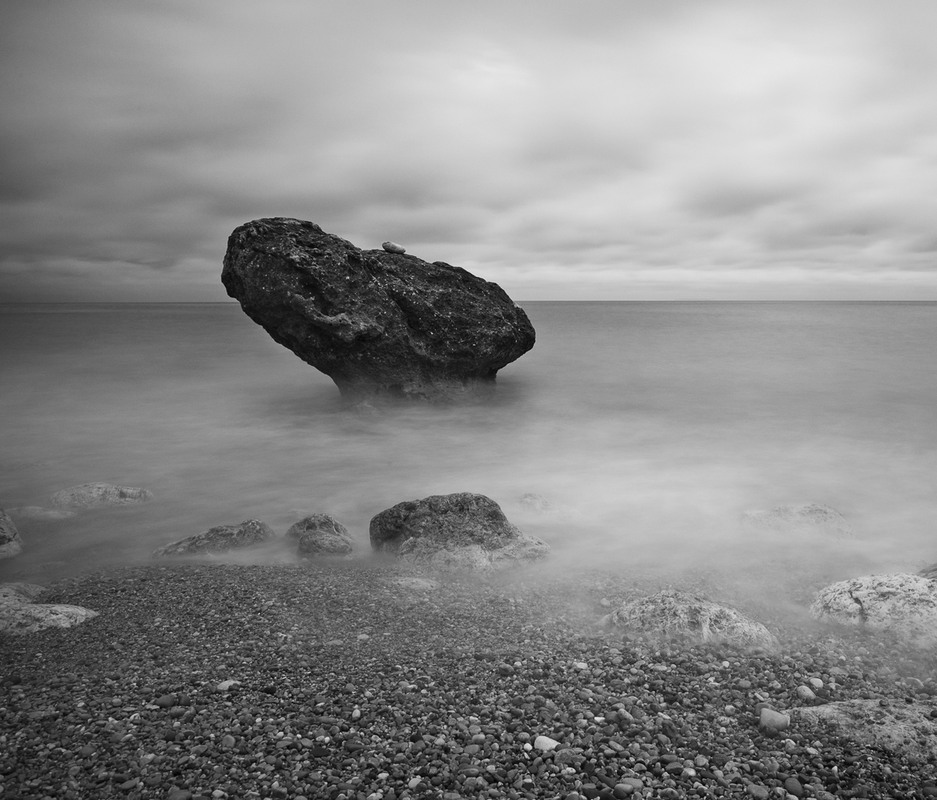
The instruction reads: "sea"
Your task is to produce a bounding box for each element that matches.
[1,301,936,587]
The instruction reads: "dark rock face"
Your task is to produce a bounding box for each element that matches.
[152,520,276,558]
[0,510,23,559]
[286,514,353,558]
[222,218,535,400]
[369,492,549,570]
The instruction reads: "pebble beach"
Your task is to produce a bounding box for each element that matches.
[2,560,936,800]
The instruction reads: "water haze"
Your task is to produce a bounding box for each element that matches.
[1,301,935,593]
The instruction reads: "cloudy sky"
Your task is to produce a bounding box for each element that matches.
[2,1,936,302]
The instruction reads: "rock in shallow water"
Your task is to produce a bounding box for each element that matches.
[50,482,153,509]
[603,590,778,649]
[221,218,535,401]
[811,572,937,647]
[369,492,549,570]
[152,519,276,558]
[286,513,353,558]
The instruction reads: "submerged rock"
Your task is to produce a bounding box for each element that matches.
[286,513,354,557]
[603,590,778,649]
[811,573,937,647]
[152,519,276,558]
[791,699,937,762]
[50,482,153,510]
[221,218,535,400]
[0,509,23,559]
[370,492,549,570]
[919,561,937,580]
[8,506,75,521]
[741,503,854,540]
[0,582,99,634]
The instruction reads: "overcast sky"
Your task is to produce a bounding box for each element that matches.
[2,1,936,302]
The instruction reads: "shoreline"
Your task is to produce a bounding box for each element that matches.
[2,560,936,799]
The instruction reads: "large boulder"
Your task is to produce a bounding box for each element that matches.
[50,482,153,510]
[0,583,99,635]
[370,492,549,570]
[286,514,354,558]
[791,699,937,763]
[603,590,779,649]
[152,519,276,558]
[0,509,23,559]
[221,218,536,400]
[810,573,937,648]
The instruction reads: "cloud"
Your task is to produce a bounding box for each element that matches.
[1,0,937,301]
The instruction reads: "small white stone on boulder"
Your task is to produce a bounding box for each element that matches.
[381,241,406,254]
[811,573,937,648]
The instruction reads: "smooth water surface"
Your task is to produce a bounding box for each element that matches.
[1,301,935,583]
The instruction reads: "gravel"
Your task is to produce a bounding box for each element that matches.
[2,559,936,800]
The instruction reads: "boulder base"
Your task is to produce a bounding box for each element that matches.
[603,590,778,649]
[152,519,276,558]
[370,492,549,570]
[222,218,535,400]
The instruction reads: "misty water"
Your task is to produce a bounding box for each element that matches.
[1,301,936,589]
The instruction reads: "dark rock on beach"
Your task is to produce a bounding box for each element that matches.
[221,217,535,400]
[152,519,276,558]
[370,492,550,570]
[0,509,23,559]
[286,513,354,558]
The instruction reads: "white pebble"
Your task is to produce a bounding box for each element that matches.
[534,735,560,751]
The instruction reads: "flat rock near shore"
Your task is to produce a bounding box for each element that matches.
[1,561,935,800]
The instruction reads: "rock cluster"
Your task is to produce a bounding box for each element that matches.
[369,492,550,571]
[221,218,536,400]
